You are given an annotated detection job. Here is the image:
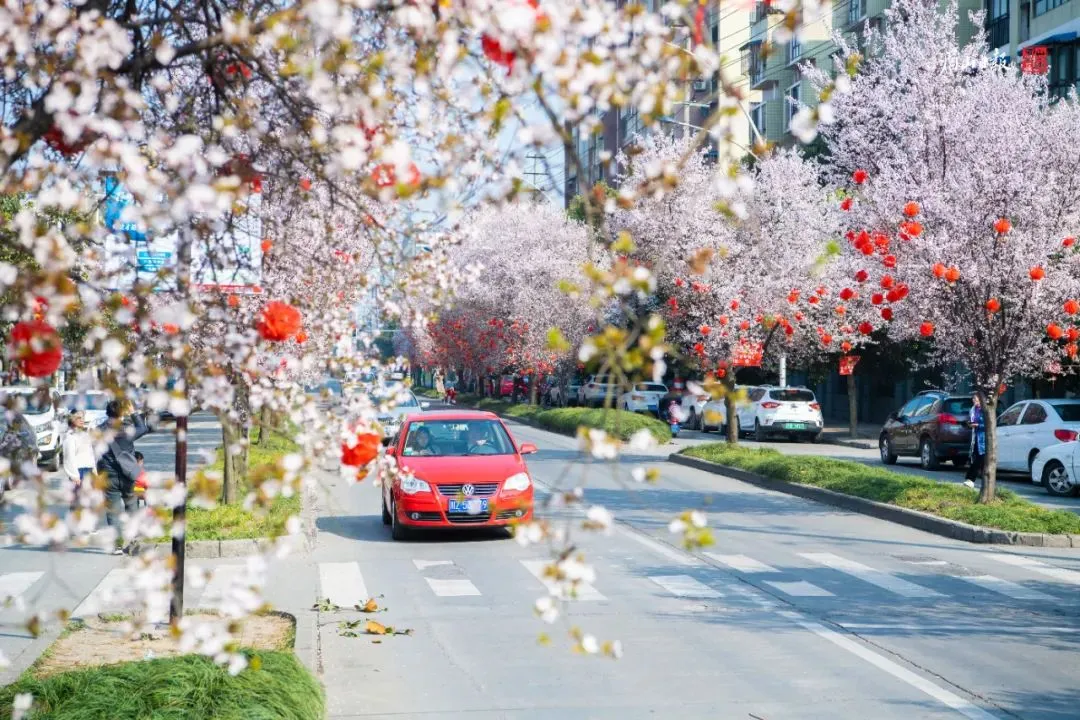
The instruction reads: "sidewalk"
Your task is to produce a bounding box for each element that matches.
[819,422,879,450]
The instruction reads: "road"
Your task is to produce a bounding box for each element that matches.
[667,426,1080,515]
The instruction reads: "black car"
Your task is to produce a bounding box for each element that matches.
[879,390,973,470]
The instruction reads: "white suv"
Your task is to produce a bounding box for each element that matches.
[739,386,823,442]
[578,375,619,407]
[698,385,756,433]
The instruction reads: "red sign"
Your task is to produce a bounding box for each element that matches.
[839,355,860,376]
[732,341,763,367]
[1021,46,1049,75]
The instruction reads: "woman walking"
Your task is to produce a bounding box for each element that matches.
[61,411,96,510]
[964,393,985,489]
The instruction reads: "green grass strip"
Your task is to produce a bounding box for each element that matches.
[682,444,1080,534]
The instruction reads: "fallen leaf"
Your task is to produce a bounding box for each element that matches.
[365,620,388,635]
[360,598,379,613]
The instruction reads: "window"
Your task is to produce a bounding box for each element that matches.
[898,398,924,417]
[1050,402,1080,421]
[848,0,867,25]
[768,388,816,402]
[942,398,974,416]
[748,388,767,402]
[636,383,668,393]
[753,1,769,23]
[909,397,937,417]
[785,81,801,130]
[750,45,765,85]
[402,419,516,457]
[985,0,1010,47]
[750,101,766,140]
[1022,403,1048,424]
[998,404,1025,427]
[788,37,802,63]
[1034,0,1069,15]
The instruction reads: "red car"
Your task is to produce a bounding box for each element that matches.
[382,410,537,540]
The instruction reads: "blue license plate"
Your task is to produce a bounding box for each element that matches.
[448,498,488,513]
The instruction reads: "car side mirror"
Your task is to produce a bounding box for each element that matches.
[519,442,538,455]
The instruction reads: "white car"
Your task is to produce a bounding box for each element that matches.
[738,385,824,442]
[578,374,619,407]
[369,388,430,442]
[697,385,756,433]
[0,386,64,471]
[619,382,668,415]
[995,399,1080,478]
[1030,441,1080,497]
[60,390,112,430]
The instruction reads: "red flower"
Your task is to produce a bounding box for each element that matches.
[985,298,1000,313]
[1068,343,1079,358]
[1069,327,1080,342]
[852,169,868,185]
[700,325,712,336]
[730,299,740,311]
[883,255,896,269]
[994,217,1012,235]
[256,301,303,342]
[944,266,960,283]
[299,177,313,191]
[854,269,869,283]
[261,238,273,253]
[739,320,750,331]
[718,315,729,326]
[881,308,894,321]
[1066,300,1080,315]
[1029,266,1046,281]
[919,322,934,338]
[295,330,309,344]
[885,288,901,303]
[835,305,847,315]
[840,197,853,211]
[787,290,800,304]
[482,34,516,69]
[693,342,705,355]
[667,297,679,311]
[821,333,833,345]
[371,162,422,189]
[839,288,855,301]
[901,221,923,238]
[808,296,820,304]
[859,243,874,256]
[784,325,794,336]
[902,201,920,218]
[871,293,884,305]
[341,431,381,468]
[1047,323,1065,341]
[880,275,895,290]
[674,277,685,287]
[932,263,946,279]
[841,341,852,353]
[8,320,62,377]
[858,321,873,335]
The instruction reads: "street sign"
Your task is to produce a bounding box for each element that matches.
[1020,46,1048,75]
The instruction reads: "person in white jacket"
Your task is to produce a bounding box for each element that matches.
[62,411,96,507]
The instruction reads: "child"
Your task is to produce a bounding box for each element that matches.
[134,451,148,507]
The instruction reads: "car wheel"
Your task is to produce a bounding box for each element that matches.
[754,420,766,442]
[381,492,392,526]
[687,409,699,431]
[919,437,939,470]
[879,435,898,465]
[45,451,60,473]
[1043,461,1075,496]
[390,499,410,541]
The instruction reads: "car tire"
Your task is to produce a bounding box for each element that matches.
[809,432,822,444]
[879,435,898,465]
[754,420,766,442]
[381,493,392,526]
[45,451,60,473]
[919,437,939,470]
[687,409,699,431]
[1043,461,1076,496]
[390,499,409,541]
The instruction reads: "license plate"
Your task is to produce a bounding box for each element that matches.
[783,423,806,430]
[448,498,488,514]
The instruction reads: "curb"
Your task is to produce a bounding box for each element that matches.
[821,436,876,450]
[151,538,273,558]
[669,453,1080,548]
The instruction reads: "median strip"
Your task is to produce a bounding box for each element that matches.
[673,444,1080,546]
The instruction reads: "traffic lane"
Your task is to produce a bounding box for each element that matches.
[314,460,984,719]
[669,428,1080,514]
[510,421,1080,720]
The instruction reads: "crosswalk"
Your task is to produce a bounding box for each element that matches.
[3,549,1078,621]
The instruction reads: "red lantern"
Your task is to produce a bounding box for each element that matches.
[903,201,920,218]
[341,431,381,468]
[852,169,868,185]
[919,322,935,338]
[9,320,62,377]
[1029,266,1046,281]
[371,162,422,189]
[985,298,1000,313]
[256,301,302,342]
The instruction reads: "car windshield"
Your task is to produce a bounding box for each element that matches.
[1,390,52,414]
[768,389,815,402]
[943,398,974,416]
[1050,403,1080,422]
[401,419,515,457]
[62,393,110,411]
[369,390,418,408]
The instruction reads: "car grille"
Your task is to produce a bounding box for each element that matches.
[446,512,492,524]
[436,483,499,497]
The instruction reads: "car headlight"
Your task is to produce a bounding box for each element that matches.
[503,472,531,492]
[400,476,431,495]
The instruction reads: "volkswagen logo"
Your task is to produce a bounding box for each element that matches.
[461,483,475,497]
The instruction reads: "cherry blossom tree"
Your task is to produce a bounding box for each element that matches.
[814,0,1080,500]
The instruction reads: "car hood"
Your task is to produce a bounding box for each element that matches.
[395,454,524,484]
[23,410,55,429]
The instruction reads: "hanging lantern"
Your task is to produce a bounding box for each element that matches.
[256,301,302,342]
[8,320,63,378]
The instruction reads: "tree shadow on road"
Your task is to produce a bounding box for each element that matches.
[316,514,511,545]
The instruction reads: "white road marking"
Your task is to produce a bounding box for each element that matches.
[413,559,454,570]
[649,575,723,598]
[705,553,777,573]
[616,527,703,566]
[425,578,481,597]
[318,562,369,609]
[764,580,834,597]
[72,568,131,618]
[984,554,1080,586]
[520,560,606,602]
[960,575,1054,601]
[800,552,943,598]
[779,610,998,720]
[197,565,246,607]
[839,623,1080,634]
[0,572,44,604]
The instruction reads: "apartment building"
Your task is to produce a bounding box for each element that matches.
[988,0,1080,97]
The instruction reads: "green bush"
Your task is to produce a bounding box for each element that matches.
[682,444,1080,534]
[470,398,672,443]
[0,651,324,720]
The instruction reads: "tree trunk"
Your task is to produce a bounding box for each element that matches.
[848,373,858,439]
[978,392,998,503]
[220,413,243,504]
[254,405,271,445]
[724,379,739,445]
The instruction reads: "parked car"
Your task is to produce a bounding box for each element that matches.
[619,382,667,415]
[381,411,537,540]
[679,385,710,430]
[1031,440,1080,496]
[498,375,515,398]
[879,390,972,470]
[0,407,40,500]
[699,384,756,433]
[577,374,618,407]
[737,386,824,442]
[0,386,64,472]
[995,399,1080,478]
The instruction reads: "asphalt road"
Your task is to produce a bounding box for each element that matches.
[667,427,1080,515]
[297,414,1080,719]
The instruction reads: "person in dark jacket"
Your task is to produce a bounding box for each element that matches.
[97,399,151,554]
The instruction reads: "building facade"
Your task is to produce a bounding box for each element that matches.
[989,0,1080,98]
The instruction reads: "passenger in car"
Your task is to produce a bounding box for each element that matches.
[405,427,436,456]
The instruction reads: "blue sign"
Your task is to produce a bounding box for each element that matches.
[137,250,172,273]
[103,175,147,243]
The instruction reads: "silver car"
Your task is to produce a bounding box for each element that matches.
[369,388,429,442]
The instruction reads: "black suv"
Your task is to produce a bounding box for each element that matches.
[879,390,973,470]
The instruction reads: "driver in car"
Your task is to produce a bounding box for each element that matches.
[466,424,496,455]
[405,426,436,456]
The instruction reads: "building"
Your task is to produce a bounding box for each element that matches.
[989,0,1080,98]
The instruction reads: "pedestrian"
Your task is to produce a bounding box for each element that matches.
[434,369,445,401]
[61,411,96,510]
[97,399,151,555]
[134,451,148,508]
[964,393,985,489]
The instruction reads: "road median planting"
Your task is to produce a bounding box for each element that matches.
[676,444,1080,545]
[455,397,673,444]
